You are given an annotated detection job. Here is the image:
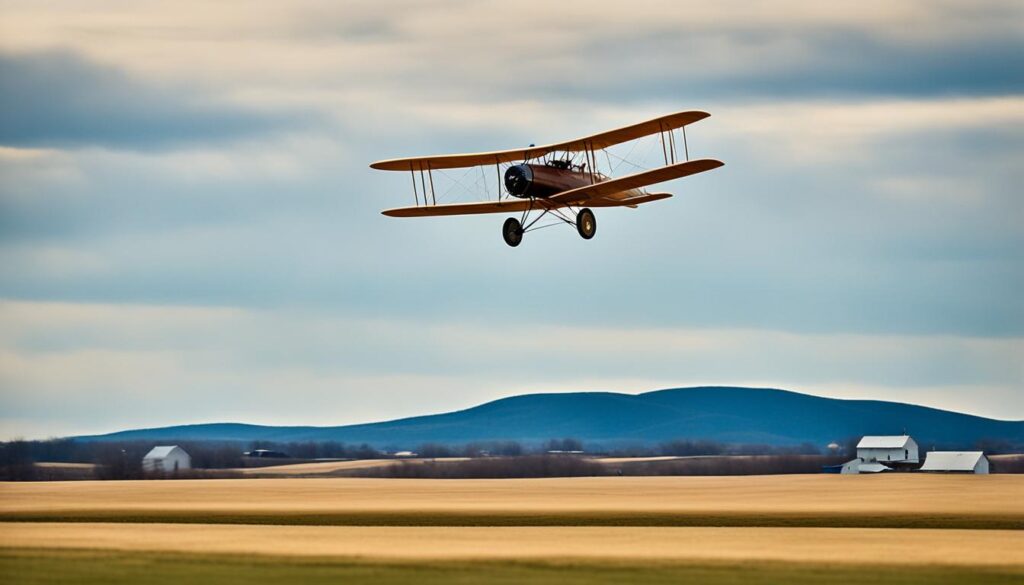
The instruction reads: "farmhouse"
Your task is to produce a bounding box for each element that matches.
[856,435,919,463]
[142,445,191,473]
[920,451,990,474]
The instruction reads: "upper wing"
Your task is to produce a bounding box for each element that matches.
[370,110,710,171]
[549,158,723,205]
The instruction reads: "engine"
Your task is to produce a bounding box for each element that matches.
[504,163,591,199]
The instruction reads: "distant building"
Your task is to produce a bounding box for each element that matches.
[393,451,417,458]
[856,435,919,463]
[822,458,892,474]
[822,459,862,474]
[142,445,191,473]
[920,451,990,474]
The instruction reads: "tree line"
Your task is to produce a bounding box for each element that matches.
[2,435,1021,480]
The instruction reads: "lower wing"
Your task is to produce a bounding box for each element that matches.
[381,192,673,217]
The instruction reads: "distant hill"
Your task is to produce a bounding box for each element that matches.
[76,387,1024,449]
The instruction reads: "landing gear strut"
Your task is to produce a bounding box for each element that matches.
[576,208,596,239]
[502,217,523,247]
[501,202,597,247]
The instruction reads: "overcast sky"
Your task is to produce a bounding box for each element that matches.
[1,1,1021,439]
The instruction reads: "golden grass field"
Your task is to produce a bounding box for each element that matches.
[232,457,474,475]
[3,523,1022,566]
[2,475,1022,584]
[2,474,1022,527]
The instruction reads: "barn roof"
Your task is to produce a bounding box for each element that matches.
[858,462,892,473]
[920,451,986,471]
[857,435,914,449]
[143,445,182,459]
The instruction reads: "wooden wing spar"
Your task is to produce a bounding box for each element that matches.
[370,110,710,171]
[370,110,723,247]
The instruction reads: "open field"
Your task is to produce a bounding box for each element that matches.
[3,523,1023,566]
[5,550,1021,585]
[2,475,1022,528]
[2,475,1021,584]
[233,459,404,475]
[232,457,472,476]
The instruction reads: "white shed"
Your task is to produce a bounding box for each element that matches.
[836,459,863,474]
[920,451,989,474]
[142,445,191,473]
[856,435,919,463]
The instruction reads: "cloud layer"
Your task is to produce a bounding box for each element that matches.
[1,0,1021,438]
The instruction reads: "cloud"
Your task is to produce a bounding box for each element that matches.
[0,50,311,149]
[2,97,1019,338]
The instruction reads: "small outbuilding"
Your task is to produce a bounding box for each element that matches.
[822,459,862,474]
[920,451,989,474]
[857,435,919,464]
[142,445,191,473]
[822,459,892,474]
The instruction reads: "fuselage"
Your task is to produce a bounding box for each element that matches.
[504,163,642,201]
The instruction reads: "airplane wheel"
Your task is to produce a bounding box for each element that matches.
[577,208,596,240]
[502,217,523,247]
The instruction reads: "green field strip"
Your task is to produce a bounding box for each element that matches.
[2,548,1022,585]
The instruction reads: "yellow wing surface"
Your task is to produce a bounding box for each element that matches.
[381,159,721,217]
[370,110,710,172]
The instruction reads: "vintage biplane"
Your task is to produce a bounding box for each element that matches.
[371,111,723,247]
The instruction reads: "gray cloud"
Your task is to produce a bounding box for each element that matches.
[0,50,311,149]
[1,1,1022,436]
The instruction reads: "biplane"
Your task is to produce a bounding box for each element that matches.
[370,111,723,247]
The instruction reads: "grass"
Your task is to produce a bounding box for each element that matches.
[1,510,1020,529]
[2,549,1022,585]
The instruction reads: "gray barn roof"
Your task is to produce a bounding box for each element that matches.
[857,435,913,449]
[920,451,986,471]
[143,445,184,459]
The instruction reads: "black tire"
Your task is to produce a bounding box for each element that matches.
[502,217,523,247]
[576,208,596,239]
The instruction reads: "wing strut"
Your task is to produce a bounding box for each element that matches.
[418,163,429,206]
[427,162,437,205]
[409,163,419,206]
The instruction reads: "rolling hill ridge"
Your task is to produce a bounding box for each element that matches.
[76,387,1024,449]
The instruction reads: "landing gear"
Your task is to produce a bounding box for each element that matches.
[502,217,523,247]
[576,208,596,240]
[501,204,596,247]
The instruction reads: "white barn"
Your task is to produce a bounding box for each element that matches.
[142,445,191,473]
[920,451,989,474]
[856,435,919,463]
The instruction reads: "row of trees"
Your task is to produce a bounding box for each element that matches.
[3,435,1022,480]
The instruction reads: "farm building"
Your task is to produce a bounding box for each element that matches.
[821,458,893,474]
[142,445,191,473]
[856,435,919,463]
[822,459,863,474]
[920,451,989,474]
